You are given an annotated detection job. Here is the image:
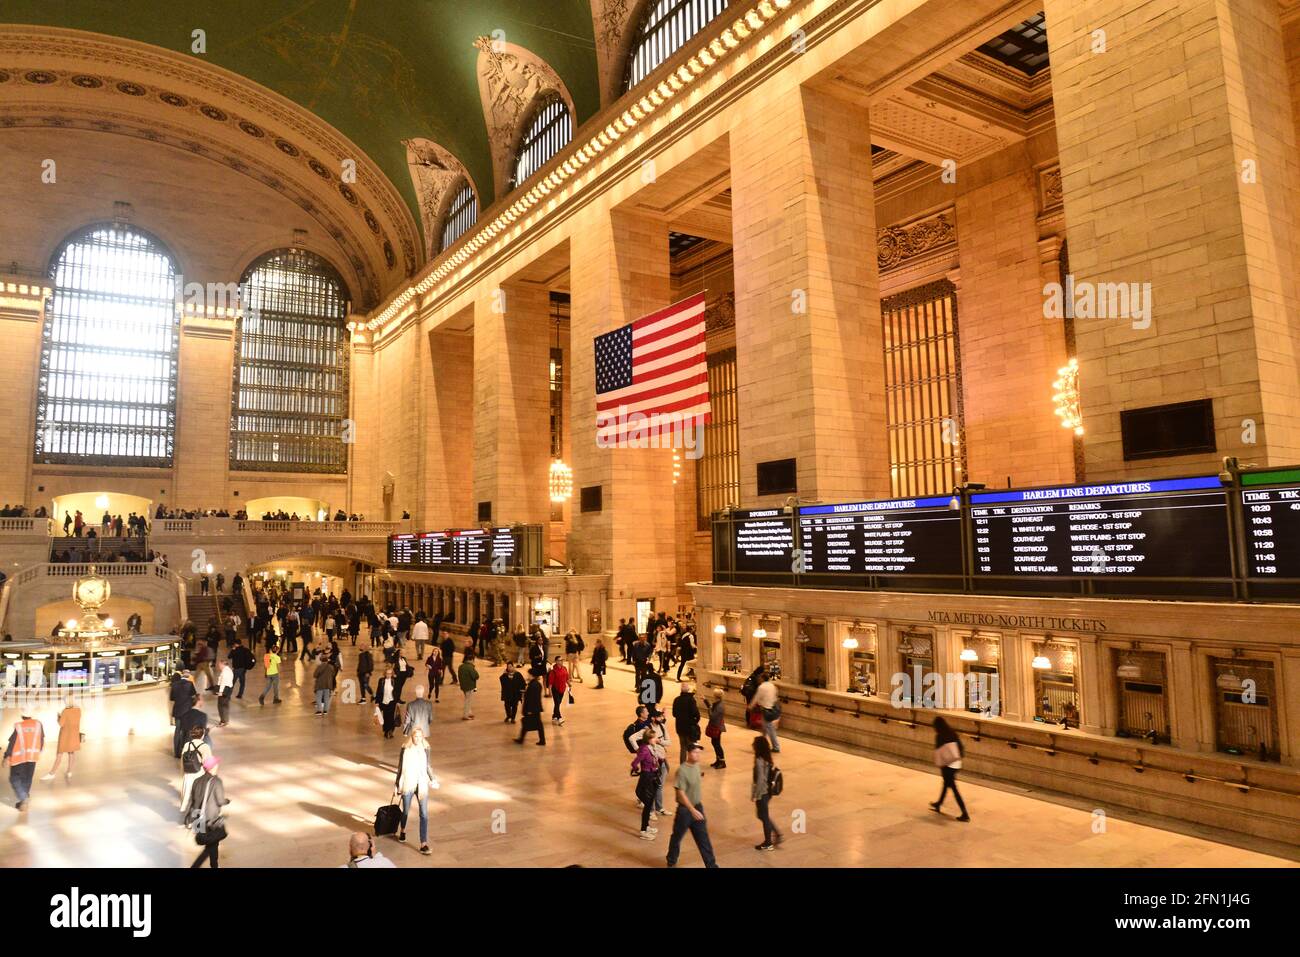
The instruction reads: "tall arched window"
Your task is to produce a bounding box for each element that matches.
[624,0,731,92]
[513,94,572,187]
[440,181,478,252]
[229,249,350,473]
[35,224,180,466]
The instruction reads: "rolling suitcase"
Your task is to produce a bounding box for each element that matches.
[374,799,402,836]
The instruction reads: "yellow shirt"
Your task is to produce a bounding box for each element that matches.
[264,652,281,676]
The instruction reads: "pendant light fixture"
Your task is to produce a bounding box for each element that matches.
[548,307,572,503]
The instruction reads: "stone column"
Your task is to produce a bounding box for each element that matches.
[473,281,551,526]
[425,319,475,528]
[567,205,678,617]
[730,84,887,505]
[1045,0,1300,472]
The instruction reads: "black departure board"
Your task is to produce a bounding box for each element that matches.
[388,526,542,575]
[969,476,1231,578]
[732,509,796,574]
[1241,478,1300,579]
[797,496,963,576]
[388,534,418,566]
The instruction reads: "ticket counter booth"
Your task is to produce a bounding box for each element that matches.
[797,621,827,688]
[1212,657,1279,760]
[1031,638,1080,728]
[959,631,1001,715]
[896,630,933,706]
[1114,649,1170,743]
[755,617,782,679]
[842,624,877,696]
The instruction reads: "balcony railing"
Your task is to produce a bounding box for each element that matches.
[150,518,409,538]
[0,517,54,536]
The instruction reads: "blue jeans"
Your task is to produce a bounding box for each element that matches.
[315,689,332,713]
[666,803,717,867]
[10,762,35,804]
[259,674,280,703]
[401,791,428,844]
[762,718,780,752]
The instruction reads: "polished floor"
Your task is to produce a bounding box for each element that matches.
[0,646,1294,868]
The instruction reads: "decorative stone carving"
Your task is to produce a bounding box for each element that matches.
[876,211,957,272]
[404,139,477,261]
[473,36,575,199]
[589,0,639,106]
[705,291,736,333]
[1039,164,1063,212]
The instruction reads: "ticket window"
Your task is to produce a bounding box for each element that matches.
[1212,658,1280,760]
[759,622,783,680]
[843,626,878,696]
[897,632,933,706]
[1114,650,1170,743]
[1031,640,1080,728]
[797,622,827,689]
[959,632,1002,716]
[718,617,743,673]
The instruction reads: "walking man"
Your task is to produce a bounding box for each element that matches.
[403,685,434,738]
[500,661,525,723]
[216,658,234,726]
[458,652,479,720]
[314,654,338,715]
[4,710,44,811]
[665,742,718,868]
[259,643,283,705]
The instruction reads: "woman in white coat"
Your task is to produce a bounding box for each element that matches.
[395,727,439,854]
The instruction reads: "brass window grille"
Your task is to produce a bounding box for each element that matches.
[624,0,732,92]
[696,347,739,529]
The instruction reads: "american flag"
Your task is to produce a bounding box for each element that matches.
[594,292,711,444]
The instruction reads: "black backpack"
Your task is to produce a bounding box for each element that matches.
[182,740,203,774]
[767,763,784,797]
[622,722,641,754]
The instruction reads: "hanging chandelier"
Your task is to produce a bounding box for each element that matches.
[548,458,572,503]
[1053,357,1084,435]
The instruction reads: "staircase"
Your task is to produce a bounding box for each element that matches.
[187,593,223,641]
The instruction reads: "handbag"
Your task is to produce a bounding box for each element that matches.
[191,780,226,845]
[934,740,962,768]
[746,707,764,730]
[568,689,575,705]
[705,721,722,738]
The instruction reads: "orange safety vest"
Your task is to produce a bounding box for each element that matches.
[7,718,43,766]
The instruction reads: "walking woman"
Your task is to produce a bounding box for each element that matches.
[704,688,726,769]
[376,665,400,739]
[184,755,229,868]
[752,735,783,851]
[395,727,439,855]
[591,638,608,689]
[425,646,446,703]
[631,728,662,840]
[42,694,82,782]
[547,656,569,725]
[930,716,970,821]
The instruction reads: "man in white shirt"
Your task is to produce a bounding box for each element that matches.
[752,671,781,753]
[341,832,396,868]
[216,658,235,727]
[411,615,430,659]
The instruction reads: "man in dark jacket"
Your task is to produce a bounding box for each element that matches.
[617,619,637,662]
[177,702,210,756]
[672,683,702,764]
[499,662,525,723]
[313,657,338,715]
[631,634,653,692]
[229,639,255,699]
[514,667,546,745]
[170,672,198,756]
[356,647,374,703]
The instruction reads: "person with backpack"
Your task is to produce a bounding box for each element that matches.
[515,667,546,746]
[357,645,375,703]
[930,716,970,822]
[630,728,662,840]
[184,755,229,868]
[752,735,783,851]
[675,630,696,682]
[622,705,652,755]
[704,688,727,769]
[178,726,211,814]
[591,638,608,689]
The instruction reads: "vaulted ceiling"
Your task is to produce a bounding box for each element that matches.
[0,0,605,220]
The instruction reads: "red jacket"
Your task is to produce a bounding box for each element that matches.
[548,665,569,695]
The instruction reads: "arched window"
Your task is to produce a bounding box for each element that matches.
[513,94,572,188]
[35,224,180,466]
[229,249,350,473]
[624,0,731,92]
[439,181,478,252]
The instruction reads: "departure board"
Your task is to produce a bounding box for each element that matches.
[797,496,963,576]
[388,526,542,574]
[732,509,796,574]
[1241,482,1300,579]
[969,476,1231,579]
[388,534,418,566]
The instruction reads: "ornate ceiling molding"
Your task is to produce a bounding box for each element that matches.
[404,138,477,261]
[0,26,423,306]
[589,0,643,107]
[877,208,958,288]
[473,36,576,200]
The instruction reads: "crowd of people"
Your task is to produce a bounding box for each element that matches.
[0,504,47,518]
[4,585,974,867]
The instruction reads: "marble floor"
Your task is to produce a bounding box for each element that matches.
[0,648,1294,868]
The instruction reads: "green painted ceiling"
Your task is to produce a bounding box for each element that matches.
[2,0,603,218]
